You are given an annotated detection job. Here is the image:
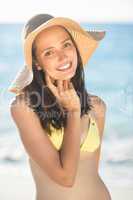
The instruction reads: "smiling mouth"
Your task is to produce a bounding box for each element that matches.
[56,62,72,72]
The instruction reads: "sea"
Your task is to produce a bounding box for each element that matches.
[0,22,133,188]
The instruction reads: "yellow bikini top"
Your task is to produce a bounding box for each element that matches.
[48,113,100,152]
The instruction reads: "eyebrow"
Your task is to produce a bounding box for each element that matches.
[42,37,71,52]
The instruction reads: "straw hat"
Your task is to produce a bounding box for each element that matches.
[8,14,106,95]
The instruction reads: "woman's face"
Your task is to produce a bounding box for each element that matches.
[34,25,78,81]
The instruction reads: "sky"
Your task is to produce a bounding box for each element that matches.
[0,0,133,23]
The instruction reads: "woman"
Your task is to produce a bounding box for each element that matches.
[8,14,112,200]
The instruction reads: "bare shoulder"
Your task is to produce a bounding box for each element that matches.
[88,93,107,120]
[10,93,36,123]
[10,93,30,108]
[88,93,107,140]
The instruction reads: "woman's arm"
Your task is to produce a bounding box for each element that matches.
[10,96,81,187]
[59,110,81,185]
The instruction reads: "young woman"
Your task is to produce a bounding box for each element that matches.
[9,14,112,200]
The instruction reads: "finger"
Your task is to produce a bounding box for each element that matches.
[53,80,57,87]
[57,80,63,95]
[45,72,55,87]
[63,80,69,90]
[45,73,59,98]
[50,76,55,85]
[45,72,52,85]
[68,81,74,90]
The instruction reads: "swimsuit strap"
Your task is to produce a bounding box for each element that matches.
[80,112,100,152]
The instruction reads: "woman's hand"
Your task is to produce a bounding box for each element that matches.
[45,73,81,113]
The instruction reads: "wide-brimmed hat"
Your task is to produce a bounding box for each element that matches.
[8,13,106,95]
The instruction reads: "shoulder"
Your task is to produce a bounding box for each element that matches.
[88,93,107,119]
[9,94,45,138]
[10,93,35,121]
[10,93,29,109]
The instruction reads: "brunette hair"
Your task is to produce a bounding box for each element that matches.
[23,28,92,135]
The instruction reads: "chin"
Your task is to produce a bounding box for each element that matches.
[59,73,75,81]
[57,69,76,80]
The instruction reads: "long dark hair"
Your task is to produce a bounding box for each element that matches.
[23,30,92,136]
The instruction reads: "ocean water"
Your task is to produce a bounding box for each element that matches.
[0,23,133,188]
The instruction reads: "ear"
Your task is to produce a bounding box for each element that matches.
[34,61,42,70]
[36,65,42,71]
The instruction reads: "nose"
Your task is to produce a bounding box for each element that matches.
[57,50,68,62]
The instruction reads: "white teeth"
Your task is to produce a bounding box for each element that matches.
[58,63,71,70]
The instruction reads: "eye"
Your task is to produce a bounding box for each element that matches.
[63,42,72,48]
[44,51,53,57]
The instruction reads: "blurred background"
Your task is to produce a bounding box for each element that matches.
[0,0,133,199]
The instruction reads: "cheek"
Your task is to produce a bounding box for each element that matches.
[41,59,57,78]
[41,58,54,71]
[72,49,78,68]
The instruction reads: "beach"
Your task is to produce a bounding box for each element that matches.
[0,23,133,200]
